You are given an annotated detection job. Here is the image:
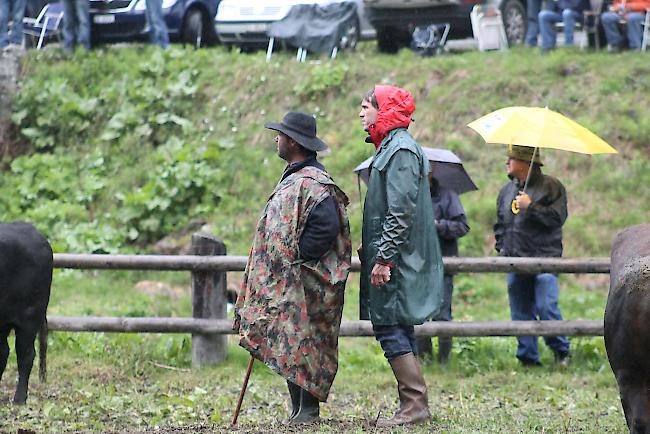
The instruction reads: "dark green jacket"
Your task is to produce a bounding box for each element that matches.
[360,128,444,325]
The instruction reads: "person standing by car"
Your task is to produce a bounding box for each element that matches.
[415,162,469,365]
[0,0,26,49]
[145,0,169,48]
[525,0,543,46]
[233,112,351,424]
[493,145,570,368]
[61,0,90,51]
[359,85,443,428]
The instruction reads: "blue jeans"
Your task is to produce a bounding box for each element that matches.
[0,0,26,47]
[145,0,168,48]
[526,0,543,46]
[61,0,90,50]
[539,9,581,49]
[507,273,570,363]
[601,11,645,49]
[373,324,416,361]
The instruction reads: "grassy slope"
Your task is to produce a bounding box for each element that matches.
[1,43,649,432]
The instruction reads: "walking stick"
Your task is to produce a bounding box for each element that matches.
[231,355,255,427]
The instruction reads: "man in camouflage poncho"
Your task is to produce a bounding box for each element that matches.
[234,112,351,424]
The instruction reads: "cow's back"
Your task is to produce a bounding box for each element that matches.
[605,224,650,433]
[0,222,53,328]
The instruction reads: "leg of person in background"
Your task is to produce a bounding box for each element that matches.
[507,273,541,366]
[75,0,90,50]
[0,0,10,48]
[562,8,579,46]
[61,0,78,51]
[415,274,453,364]
[625,12,645,50]
[539,10,561,50]
[601,11,624,51]
[437,274,453,364]
[145,0,169,48]
[526,0,542,46]
[534,273,570,367]
[8,0,25,46]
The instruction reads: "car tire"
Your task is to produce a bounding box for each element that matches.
[183,8,205,48]
[376,26,399,53]
[338,15,360,51]
[500,0,526,46]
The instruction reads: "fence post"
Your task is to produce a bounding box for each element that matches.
[191,232,227,366]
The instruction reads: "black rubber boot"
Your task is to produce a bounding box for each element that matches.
[291,388,320,423]
[438,336,452,365]
[287,381,301,419]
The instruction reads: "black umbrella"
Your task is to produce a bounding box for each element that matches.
[353,147,478,195]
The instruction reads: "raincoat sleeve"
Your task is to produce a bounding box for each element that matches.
[494,187,506,253]
[376,150,420,265]
[437,191,470,240]
[525,180,568,230]
[299,195,341,261]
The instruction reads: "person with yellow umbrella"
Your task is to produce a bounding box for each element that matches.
[468,106,617,368]
[494,144,570,367]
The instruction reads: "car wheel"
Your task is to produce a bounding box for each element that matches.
[501,0,526,46]
[338,16,360,51]
[376,26,400,53]
[183,8,205,49]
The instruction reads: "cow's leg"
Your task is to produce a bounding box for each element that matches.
[0,329,9,383]
[13,326,37,404]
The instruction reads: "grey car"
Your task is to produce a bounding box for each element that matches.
[363,0,526,52]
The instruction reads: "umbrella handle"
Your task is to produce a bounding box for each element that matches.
[522,147,538,193]
[231,355,255,426]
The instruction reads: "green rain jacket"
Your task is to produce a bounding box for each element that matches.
[359,85,443,325]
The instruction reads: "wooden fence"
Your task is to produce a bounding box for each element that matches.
[47,232,610,367]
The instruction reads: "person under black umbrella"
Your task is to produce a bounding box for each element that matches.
[415,162,470,365]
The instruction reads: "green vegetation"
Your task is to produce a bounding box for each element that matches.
[1,42,648,432]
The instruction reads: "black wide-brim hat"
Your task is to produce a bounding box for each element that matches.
[265,111,328,152]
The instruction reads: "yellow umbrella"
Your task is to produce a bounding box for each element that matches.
[467,106,617,192]
[467,106,617,155]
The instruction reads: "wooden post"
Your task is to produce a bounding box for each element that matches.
[191,232,227,366]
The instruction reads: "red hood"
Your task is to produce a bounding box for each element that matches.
[368,85,415,147]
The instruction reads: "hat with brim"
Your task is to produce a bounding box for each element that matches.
[265,112,328,152]
[508,144,543,166]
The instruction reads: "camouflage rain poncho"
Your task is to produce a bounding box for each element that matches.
[235,166,351,401]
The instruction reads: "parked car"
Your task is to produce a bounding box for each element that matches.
[88,0,221,47]
[215,0,375,49]
[363,0,527,52]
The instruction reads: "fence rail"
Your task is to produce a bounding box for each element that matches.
[49,247,611,366]
[54,254,611,274]
[47,316,604,337]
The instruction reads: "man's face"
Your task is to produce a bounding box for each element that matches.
[359,99,378,132]
[276,132,295,161]
[506,157,529,180]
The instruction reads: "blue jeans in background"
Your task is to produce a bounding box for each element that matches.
[373,324,416,361]
[145,0,168,48]
[526,0,543,46]
[507,272,570,363]
[61,0,90,51]
[0,0,26,47]
[601,11,645,49]
[539,9,581,49]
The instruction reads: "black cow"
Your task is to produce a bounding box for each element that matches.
[605,224,650,433]
[0,222,53,404]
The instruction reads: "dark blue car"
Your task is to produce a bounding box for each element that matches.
[88,0,220,47]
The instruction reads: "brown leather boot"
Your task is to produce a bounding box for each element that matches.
[377,352,431,428]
